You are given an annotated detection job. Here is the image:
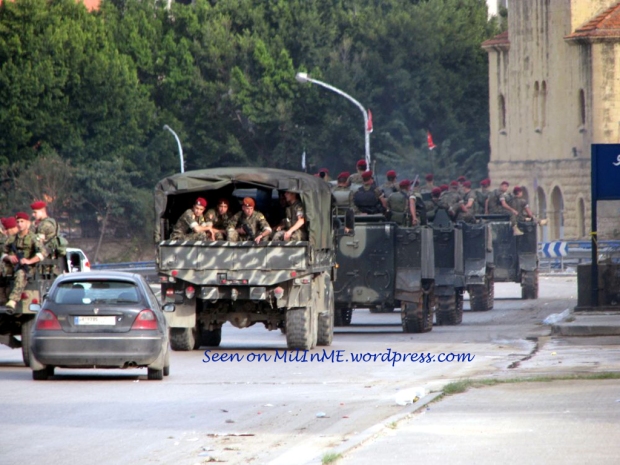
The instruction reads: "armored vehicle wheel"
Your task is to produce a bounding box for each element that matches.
[202,327,222,347]
[334,307,352,327]
[521,270,539,300]
[487,271,495,310]
[170,326,200,351]
[286,307,314,350]
[317,279,334,346]
[469,281,490,312]
[401,296,432,333]
[436,291,463,326]
[21,318,35,367]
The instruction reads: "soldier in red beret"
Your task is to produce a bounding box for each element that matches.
[170,197,210,241]
[425,187,443,223]
[30,201,62,258]
[226,197,272,243]
[2,212,46,309]
[420,173,435,197]
[348,159,368,185]
[332,172,354,215]
[380,170,398,197]
[486,181,523,234]
[317,168,331,182]
[353,171,387,215]
[386,179,412,226]
[473,178,491,215]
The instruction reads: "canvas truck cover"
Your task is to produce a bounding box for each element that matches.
[154,167,334,250]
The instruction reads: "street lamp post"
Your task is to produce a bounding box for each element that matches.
[295,72,371,167]
[163,124,185,173]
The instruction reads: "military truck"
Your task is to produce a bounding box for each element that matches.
[0,257,66,366]
[479,214,539,299]
[154,168,338,351]
[333,214,435,333]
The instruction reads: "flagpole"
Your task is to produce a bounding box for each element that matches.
[295,72,371,167]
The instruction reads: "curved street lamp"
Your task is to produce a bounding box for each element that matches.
[295,72,371,167]
[163,124,185,173]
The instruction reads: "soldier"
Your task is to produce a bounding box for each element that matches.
[438,181,463,220]
[380,170,399,197]
[387,179,412,226]
[425,187,442,223]
[0,217,17,305]
[410,181,427,226]
[318,168,331,182]
[487,181,522,235]
[226,197,272,243]
[348,159,367,185]
[353,171,387,215]
[1,212,46,310]
[439,183,449,193]
[420,173,435,196]
[332,171,354,216]
[509,186,541,235]
[204,198,231,240]
[475,178,491,215]
[455,181,476,223]
[273,191,308,241]
[457,175,467,191]
[31,201,60,257]
[170,197,210,241]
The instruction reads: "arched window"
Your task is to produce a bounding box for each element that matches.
[550,186,564,240]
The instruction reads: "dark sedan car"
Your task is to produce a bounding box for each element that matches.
[29,271,173,381]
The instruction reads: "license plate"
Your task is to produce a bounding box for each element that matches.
[74,316,116,325]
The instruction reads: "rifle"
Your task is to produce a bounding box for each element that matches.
[242,222,255,241]
[10,241,29,274]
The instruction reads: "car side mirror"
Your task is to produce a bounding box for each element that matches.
[162,303,176,313]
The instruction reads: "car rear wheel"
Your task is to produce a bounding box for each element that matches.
[147,367,164,380]
[32,366,54,381]
[163,346,170,377]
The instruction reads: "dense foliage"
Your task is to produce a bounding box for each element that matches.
[0,0,499,240]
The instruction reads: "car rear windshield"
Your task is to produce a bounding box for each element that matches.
[54,281,141,305]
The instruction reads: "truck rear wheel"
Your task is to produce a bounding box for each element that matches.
[21,318,35,367]
[521,270,539,300]
[201,327,222,347]
[469,281,490,312]
[286,307,315,350]
[317,280,334,346]
[436,291,463,326]
[401,296,432,333]
[170,326,200,351]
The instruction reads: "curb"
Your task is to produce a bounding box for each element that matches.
[300,391,443,465]
[552,323,620,336]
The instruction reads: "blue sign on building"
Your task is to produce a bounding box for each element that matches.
[592,144,620,201]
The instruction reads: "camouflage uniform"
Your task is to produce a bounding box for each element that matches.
[380,181,398,198]
[3,231,46,304]
[0,232,10,304]
[348,172,364,185]
[226,210,272,242]
[487,189,512,215]
[273,200,308,241]
[425,198,441,223]
[455,190,476,223]
[474,188,491,214]
[332,185,354,216]
[171,209,207,241]
[509,196,531,226]
[387,190,410,226]
[438,190,462,220]
[205,209,231,240]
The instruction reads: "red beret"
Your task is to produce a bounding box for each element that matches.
[15,212,29,221]
[361,170,373,181]
[480,178,490,187]
[463,181,471,188]
[356,159,367,168]
[386,170,397,178]
[425,173,434,182]
[242,197,255,207]
[2,217,16,229]
[450,181,459,187]
[399,179,412,188]
[501,180,509,186]
[337,171,350,180]
[431,187,442,196]
[195,197,207,207]
[440,184,449,192]
[319,168,329,174]
[457,176,466,182]
[30,201,46,210]
[513,186,522,194]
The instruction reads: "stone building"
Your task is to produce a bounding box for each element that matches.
[482,0,620,241]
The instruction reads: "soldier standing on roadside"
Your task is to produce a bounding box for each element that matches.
[226,197,272,243]
[1,213,46,310]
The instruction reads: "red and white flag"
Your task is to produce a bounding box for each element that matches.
[427,131,436,150]
[367,109,373,133]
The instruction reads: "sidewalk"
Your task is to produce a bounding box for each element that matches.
[333,379,620,465]
[552,311,620,336]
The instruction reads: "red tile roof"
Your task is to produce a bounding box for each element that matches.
[566,1,620,41]
[481,30,509,50]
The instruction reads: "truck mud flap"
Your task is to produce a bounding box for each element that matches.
[465,258,486,285]
[395,268,422,302]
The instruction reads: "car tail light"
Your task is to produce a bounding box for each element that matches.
[36,310,62,330]
[131,310,158,330]
[84,260,91,269]
[21,293,28,300]
[274,287,284,299]
[185,286,195,299]
[31,298,39,304]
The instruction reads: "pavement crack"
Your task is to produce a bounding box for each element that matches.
[507,337,544,369]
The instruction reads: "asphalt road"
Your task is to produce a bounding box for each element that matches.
[0,277,577,465]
